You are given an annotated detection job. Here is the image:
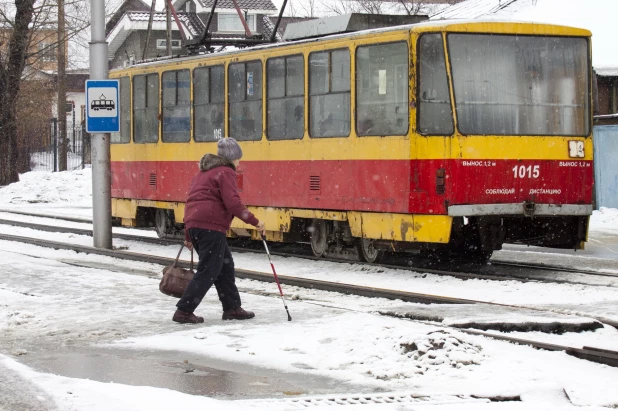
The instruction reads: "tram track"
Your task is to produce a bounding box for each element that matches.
[1,230,618,369]
[0,214,616,289]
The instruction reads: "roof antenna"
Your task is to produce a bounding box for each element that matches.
[270,0,288,42]
[143,0,157,60]
[193,0,219,53]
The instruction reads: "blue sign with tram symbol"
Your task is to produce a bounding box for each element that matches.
[85,79,120,133]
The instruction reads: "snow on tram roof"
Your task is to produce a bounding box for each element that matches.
[112,18,590,72]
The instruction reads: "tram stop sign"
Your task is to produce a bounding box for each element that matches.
[85,79,120,133]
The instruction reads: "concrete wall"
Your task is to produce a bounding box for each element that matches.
[593,125,618,208]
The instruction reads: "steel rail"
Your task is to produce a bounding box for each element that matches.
[0,232,617,368]
[0,232,471,305]
[0,214,616,284]
[3,225,615,326]
[0,219,177,246]
[402,317,618,368]
[490,259,618,279]
[0,209,92,224]
[0,209,618,280]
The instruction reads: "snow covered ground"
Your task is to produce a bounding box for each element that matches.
[1,170,618,410]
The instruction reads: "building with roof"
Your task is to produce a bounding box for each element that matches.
[106,0,278,68]
[596,68,618,122]
[0,27,68,72]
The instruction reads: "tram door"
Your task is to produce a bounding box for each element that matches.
[410,32,453,215]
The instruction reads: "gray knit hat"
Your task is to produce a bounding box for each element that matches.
[217,137,243,161]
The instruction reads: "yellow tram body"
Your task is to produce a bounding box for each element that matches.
[110,20,594,261]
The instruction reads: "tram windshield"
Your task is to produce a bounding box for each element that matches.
[447,34,590,136]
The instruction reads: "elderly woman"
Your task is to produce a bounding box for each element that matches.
[173,138,265,324]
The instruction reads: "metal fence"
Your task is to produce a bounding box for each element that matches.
[30,119,91,172]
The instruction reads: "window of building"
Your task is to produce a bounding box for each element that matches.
[418,34,453,135]
[228,61,262,141]
[38,42,56,62]
[133,73,160,143]
[309,49,350,138]
[218,13,256,32]
[156,39,182,49]
[194,65,225,142]
[162,70,191,142]
[267,55,304,140]
[356,42,408,136]
[112,76,131,143]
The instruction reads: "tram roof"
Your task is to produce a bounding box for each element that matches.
[111,19,591,73]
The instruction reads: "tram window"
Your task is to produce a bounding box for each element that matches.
[133,73,160,143]
[418,34,453,135]
[309,49,350,138]
[194,65,225,142]
[111,76,131,143]
[267,55,304,140]
[162,70,191,142]
[356,42,408,136]
[448,34,589,136]
[228,61,262,141]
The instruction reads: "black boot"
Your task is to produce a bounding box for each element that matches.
[222,307,255,320]
[173,310,204,324]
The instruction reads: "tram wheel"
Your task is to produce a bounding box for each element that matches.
[155,209,171,238]
[310,219,328,258]
[357,238,385,263]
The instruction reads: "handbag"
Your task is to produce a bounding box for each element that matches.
[159,245,194,298]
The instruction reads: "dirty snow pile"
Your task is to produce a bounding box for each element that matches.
[397,330,484,375]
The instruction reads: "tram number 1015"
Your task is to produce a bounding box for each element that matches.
[512,165,540,179]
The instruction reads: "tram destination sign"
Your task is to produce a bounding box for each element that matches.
[85,79,120,133]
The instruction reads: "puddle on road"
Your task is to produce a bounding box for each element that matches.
[20,347,365,399]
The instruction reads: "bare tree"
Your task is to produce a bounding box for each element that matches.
[295,0,318,18]
[0,0,97,183]
[0,0,37,186]
[399,0,462,16]
[16,73,55,173]
[324,0,463,17]
[324,0,387,15]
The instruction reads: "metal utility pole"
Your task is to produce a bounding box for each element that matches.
[143,0,156,60]
[57,0,67,171]
[166,1,172,55]
[89,0,112,249]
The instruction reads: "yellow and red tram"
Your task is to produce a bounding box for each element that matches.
[110,20,594,263]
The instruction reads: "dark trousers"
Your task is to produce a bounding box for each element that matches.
[176,228,241,313]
